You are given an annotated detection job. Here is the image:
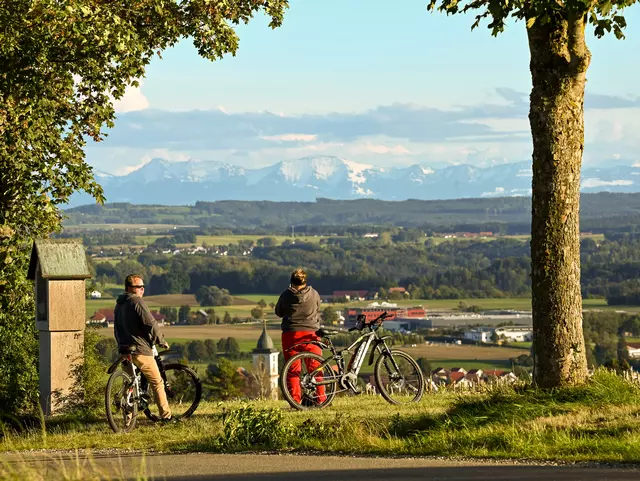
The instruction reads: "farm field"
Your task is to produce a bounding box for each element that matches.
[97,323,281,342]
[132,234,343,246]
[64,223,199,231]
[87,295,640,319]
[95,322,527,372]
[401,343,529,364]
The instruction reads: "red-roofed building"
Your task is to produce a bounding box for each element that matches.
[388,287,406,294]
[346,306,426,326]
[332,290,369,300]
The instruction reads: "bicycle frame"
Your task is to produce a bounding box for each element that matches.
[107,345,166,412]
[305,313,399,392]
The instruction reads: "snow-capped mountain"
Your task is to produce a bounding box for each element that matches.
[67,156,640,206]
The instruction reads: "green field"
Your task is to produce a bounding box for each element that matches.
[64,223,199,231]
[87,295,640,319]
[132,234,344,246]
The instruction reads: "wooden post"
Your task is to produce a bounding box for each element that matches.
[27,239,91,415]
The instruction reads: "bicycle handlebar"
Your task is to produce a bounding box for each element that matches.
[350,311,389,331]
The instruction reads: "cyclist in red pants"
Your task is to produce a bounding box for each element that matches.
[275,268,326,404]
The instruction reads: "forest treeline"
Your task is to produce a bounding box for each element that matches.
[88,233,640,304]
[66,193,640,234]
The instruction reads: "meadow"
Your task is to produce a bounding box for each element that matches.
[89,294,626,313]
[3,371,640,465]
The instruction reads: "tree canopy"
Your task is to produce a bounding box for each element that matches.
[0,0,288,416]
[427,0,634,39]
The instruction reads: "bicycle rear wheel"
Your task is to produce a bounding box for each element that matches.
[280,352,338,410]
[105,370,138,433]
[143,363,202,421]
[374,350,425,405]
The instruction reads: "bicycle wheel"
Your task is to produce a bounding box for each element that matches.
[374,350,425,405]
[105,370,138,433]
[143,363,202,421]
[280,352,338,410]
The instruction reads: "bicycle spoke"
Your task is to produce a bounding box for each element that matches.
[375,350,425,405]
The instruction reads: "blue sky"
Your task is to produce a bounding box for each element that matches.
[94,0,640,175]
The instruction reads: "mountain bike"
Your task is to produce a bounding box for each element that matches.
[280,312,425,410]
[105,345,202,433]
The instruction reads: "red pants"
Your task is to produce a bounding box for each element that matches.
[282,331,326,404]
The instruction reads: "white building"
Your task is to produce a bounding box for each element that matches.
[463,328,493,343]
[494,327,532,342]
[464,326,533,343]
[627,343,640,359]
[90,290,102,299]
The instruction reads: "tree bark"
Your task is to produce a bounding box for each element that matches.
[527,12,590,387]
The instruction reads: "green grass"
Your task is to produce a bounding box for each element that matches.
[88,292,640,316]
[3,370,640,463]
[509,342,533,349]
[236,294,279,305]
[132,234,344,246]
[64,223,199,231]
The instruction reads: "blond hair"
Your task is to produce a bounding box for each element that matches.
[290,268,307,287]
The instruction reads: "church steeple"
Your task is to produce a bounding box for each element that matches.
[253,320,277,354]
[252,320,279,400]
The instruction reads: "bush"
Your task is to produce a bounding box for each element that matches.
[218,405,293,449]
[0,264,39,420]
[56,326,109,418]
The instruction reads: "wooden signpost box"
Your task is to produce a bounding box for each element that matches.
[27,238,91,415]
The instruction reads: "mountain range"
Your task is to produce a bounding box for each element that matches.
[70,156,640,205]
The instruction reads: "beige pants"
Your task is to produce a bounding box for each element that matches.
[128,354,172,419]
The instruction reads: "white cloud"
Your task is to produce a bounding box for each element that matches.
[581,178,633,188]
[113,82,149,113]
[262,133,317,142]
[360,143,411,155]
[481,187,505,197]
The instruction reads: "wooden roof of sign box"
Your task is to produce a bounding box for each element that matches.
[27,239,91,280]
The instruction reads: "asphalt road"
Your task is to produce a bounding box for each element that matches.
[3,452,640,481]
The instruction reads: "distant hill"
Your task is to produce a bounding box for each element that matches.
[63,192,640,234]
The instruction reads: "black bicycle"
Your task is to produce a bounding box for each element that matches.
[280,312,425,410]
[105,345,202,433]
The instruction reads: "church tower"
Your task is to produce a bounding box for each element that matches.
[252,321,279,400]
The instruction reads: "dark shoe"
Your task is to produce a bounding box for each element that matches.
[160,416,180,425]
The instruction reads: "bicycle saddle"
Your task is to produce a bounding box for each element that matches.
[317,328,341,337]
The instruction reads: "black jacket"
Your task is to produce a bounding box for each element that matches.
[275,285,321,332]
[114,292,165,356]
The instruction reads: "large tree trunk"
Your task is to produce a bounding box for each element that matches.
[527,12,590,387]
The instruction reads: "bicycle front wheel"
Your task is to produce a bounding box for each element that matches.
[374,350,425,405]
[105,370,138,433]
[280,352,338,410]
[144,363,202,421]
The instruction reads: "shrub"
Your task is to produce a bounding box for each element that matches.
[56,326,109,418]
[218,405,293,449]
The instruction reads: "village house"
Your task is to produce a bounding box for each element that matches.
[627,342,640,359]
[89,308,166,326]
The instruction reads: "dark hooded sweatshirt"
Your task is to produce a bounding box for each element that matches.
[114,292,165,356]
[275,285,321,332]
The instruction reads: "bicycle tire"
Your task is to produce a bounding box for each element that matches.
[143,363,202,421]
[280,352,338,410]
[105,370,138,433]
[374,350,425,405]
